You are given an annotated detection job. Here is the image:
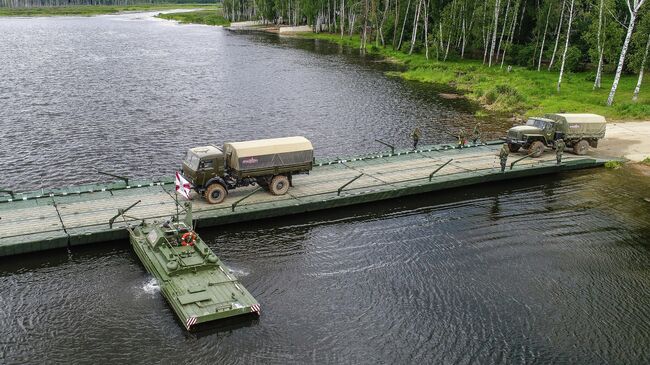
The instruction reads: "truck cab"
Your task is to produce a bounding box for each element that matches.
[506,117,556,154]
[181,146,225,194]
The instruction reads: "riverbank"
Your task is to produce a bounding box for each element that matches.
[296,33,648,121]
[0,4,216,17]
[156,9,228,26]
[152,8,649,121]
[597,122,650,162]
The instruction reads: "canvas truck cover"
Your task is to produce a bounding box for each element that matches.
[544,113,607,138]
[223,136,314,171]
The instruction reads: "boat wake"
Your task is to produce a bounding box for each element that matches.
[141,278,160,295]
[228,266,249,277]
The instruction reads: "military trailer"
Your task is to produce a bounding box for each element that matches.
[181,136,314,204]
[506,113,607,157]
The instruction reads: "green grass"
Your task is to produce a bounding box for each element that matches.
[298,32,649,120]
[642,157,650,165]
[605,160,624,169]
[156,9,228,26]
[0,4,217,17]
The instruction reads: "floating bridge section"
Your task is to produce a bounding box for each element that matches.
[0,142,607,257]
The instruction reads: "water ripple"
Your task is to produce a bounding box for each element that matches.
[1,12,650,365]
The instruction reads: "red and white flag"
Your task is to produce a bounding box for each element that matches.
[175,172,192,200]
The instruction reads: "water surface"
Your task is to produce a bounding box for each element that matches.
[0,12,649,365]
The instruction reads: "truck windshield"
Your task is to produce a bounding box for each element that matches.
[526,119,547,129]
[184,151,200,170]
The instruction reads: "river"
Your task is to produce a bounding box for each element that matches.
[1,11,649,365]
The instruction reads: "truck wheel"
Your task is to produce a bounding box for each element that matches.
[573,140,589,155]
[508,143,520,153]
[528,141,545,158]
[269,175,290,196]
[205,184,227,204]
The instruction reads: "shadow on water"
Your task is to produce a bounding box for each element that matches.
[0,240,131,276]
[187,314,260,339]
[197,170,575,254]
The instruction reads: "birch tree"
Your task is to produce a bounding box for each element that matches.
[501,0,521,68]
[423,0,430,59]
[538,3,552,71]
[397,0,411,50]
[409,0,423,54]
[361,0,369,49]
[593,0,604,88]
[495,0,511,64]
[488,0,502,67]
[548,0,567,70]
[341,0,345,38]
[633,34,650,101]
[607,0,647,105]
[557,0,575,91]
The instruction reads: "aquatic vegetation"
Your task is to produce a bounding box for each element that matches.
[156,9,229,26]
[605,160,624,169]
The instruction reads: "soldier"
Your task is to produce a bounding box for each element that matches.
[555,139,565,165]
[411,127,422,150]
[472,123,481,144]
[457,128,467,147]
[499,143,509,172]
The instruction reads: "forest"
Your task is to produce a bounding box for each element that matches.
[218,0,648,105]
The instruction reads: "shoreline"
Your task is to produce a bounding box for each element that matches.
[288,32,648,121]
[214,21,649,122]
[228,25,649,122]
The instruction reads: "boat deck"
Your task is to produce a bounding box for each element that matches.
[0,142,607,256]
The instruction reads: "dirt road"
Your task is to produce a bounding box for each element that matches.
[593,121,650,162]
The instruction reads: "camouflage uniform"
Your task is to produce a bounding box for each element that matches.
[472,123,481,144]
[555,139,565,165]
[458,128,467,147]
[499,143,509,172]
[412,128,422,150]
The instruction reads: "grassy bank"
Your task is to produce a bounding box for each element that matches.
[0,4,216,17]
[156,9,228,26]
[301,33,649,120]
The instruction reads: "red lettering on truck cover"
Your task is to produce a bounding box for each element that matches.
[242,157,259,165]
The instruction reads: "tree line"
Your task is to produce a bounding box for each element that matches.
[222,0,649,103]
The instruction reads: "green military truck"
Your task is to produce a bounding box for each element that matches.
[181,136,314,204]
[506,113,607,157]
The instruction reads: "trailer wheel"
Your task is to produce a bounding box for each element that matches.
[528,141,545,158]
[205,184,227,204]
[269,175,290,195]
[573,140,589,155]
[508,143,521,153]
